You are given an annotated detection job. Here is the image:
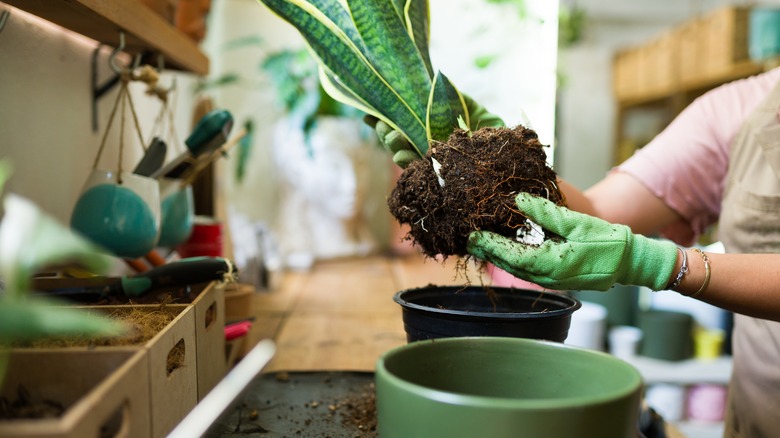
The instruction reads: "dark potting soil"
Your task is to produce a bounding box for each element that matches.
[0,385,65,420]
[388,125,565,258]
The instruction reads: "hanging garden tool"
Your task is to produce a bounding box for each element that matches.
[150,108,235,179]
[31,256,236,302]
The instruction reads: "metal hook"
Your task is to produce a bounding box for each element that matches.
[91,32,141,132]
[108,31,126,75]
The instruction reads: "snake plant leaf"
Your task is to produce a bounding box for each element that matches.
[397,0,433,77]
[258,0,429,155]
[349,0,431,120]
[427,71,469,143]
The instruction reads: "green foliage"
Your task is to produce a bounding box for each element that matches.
[485,0,528,21]
[235,120,254,183]
[0,161,125,388]
[196,32,366,169]
[256,0,502,157]
[262,47,363,153]
[558,4,587,48]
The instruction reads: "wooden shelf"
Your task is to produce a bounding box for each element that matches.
[3,0,209,75]
[617,61,766,109]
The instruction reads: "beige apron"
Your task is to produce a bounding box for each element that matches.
[718,77,780,437]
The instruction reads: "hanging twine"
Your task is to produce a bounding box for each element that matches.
[92,69,152,184]
[145,68,181,152]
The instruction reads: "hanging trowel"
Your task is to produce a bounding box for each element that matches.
[32,257,236,301]
[132,137,168,177]
[150,109,234,179]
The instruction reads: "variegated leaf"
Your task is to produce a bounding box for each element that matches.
[348,0,431,123]
[258,0,429,155]
[427,71,468,142]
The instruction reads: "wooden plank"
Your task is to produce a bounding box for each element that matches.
[4,0,208,74]
[293,257,398,314]
[266,312,406,372]
[252,270,308,313]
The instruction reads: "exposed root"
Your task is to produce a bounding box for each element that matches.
[388,125,565,259]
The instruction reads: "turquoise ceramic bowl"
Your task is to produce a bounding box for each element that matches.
[158,178,194,247]
[71,170,160,258]
[376,337,643,438]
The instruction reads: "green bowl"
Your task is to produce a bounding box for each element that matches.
[375,337,643,438]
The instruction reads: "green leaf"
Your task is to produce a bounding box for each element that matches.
[349,0,432,120]
[426,71,468,143]
[258,0,429,155]
[221,34,265,51]
[235,120,255,183]
[0,195,113,298]
[399,0,433,77]
[0,299,126,342]
[0,160,11,191]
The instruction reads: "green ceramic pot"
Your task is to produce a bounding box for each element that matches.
[375,337,643,438]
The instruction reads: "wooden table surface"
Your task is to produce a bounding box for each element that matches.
[244,252,487,372]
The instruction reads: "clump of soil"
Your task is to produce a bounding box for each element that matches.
[388,125,566,258]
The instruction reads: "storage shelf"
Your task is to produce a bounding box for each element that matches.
[3,0,209,75]
[617,60,766,108]
[624,355,732,385]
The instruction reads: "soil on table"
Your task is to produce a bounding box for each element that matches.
[388,125,565,258]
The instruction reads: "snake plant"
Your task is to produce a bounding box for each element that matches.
[256,0,502,157]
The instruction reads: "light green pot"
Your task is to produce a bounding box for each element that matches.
[375,337,643,438]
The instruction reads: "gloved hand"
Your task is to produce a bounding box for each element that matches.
[363,94,505,168]
[363,115,420,168]
[467,193,678,291]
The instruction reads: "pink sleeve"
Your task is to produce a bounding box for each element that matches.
[617,67,780,245]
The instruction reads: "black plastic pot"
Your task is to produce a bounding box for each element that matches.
[394,286,581,343]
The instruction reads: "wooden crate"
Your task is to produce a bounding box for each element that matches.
[677,18,705,84]
[701,5,751,77]
[0,348,151,438]
[640,31,678,96]
[8,304,198,438]
[191,281,226,400]
[100,305,198,438]
[37,278,228,402]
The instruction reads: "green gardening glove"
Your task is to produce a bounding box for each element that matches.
[467,193,678,291]
[363,94,505,168]
[363,115,420,168]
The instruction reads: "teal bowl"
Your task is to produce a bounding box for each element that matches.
[375,337,643,438]
[158,179,194,247]
[70,171,160,258]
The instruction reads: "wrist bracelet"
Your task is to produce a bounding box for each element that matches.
[690,248,711,298]
[667,246,688,290]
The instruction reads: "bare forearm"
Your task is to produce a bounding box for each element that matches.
[669,249,780,322]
